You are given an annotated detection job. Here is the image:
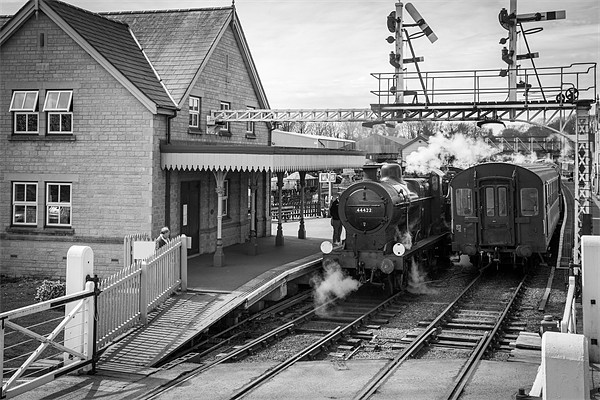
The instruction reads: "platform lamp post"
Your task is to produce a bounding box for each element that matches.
[248,171,259,255]
[275,171,285,246]
[298,171,307,239]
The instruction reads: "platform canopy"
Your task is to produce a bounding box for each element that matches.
[161,142,367,172]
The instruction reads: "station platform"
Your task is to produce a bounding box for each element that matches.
[186,217,337,292]
[97,217,334,373]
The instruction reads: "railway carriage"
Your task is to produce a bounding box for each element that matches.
[450,162,561,270]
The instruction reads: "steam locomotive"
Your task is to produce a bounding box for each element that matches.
[449,161,562,270]
[321,162,451,293]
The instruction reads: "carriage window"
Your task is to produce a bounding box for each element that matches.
[521,188,538,216]
[455,188,473,216]
[498,187,507,216]
[485,187,495,216]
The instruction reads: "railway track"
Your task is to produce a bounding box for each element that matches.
[354,267,527,400]
[141,258,552,400]
[144,285,405,400]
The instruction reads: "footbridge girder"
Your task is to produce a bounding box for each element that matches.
[208,101,582,126]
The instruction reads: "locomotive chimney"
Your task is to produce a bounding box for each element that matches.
[362,164,380,181]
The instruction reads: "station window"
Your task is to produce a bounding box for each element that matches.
[46,182,72,226]
[189,96,200,129]
[520,188,539,216]
[220,101,230,133]
[10,91,39,134]
[43,90,73,134]
[455,188,473,216]
[13,182,38,225]
[246,106,255,136]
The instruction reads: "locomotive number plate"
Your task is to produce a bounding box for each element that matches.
[356,207,373,213]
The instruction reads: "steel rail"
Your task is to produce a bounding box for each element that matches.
[442,275,527,400]
[227,291,405,399]
[352,271,487,400]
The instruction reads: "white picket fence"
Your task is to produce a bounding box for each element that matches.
[96,235,187,350]
[123,233,151,269]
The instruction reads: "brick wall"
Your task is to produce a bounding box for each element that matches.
[169,27,271,145]
[1,12,161,277]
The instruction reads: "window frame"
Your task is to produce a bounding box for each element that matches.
[220,101,230,133]
[43,90,73,134]
[12,182,38,226]
[10,91,39,134]
[46,182,72,227]
[246,106,255,136]
[455,188,474,217]
[189,96,200,129]
[520,187,539,216]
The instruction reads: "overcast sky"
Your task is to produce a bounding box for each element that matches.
[2,0,598,109]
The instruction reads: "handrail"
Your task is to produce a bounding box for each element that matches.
[371,62,597,105]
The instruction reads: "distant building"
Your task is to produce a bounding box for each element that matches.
[0,0,365,277]
[355,133,429,163]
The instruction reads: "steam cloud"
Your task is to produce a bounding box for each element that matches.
[311,261,360,315]
[406,258,438,295]
[405,132,500,174]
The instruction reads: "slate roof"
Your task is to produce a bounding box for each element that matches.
[42,0,176,111]
[105,8,233,106]
[0,16,11,29]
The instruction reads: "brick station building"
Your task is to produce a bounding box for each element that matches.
[0,0,365,278]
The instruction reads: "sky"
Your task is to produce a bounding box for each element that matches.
[1,0,599,110]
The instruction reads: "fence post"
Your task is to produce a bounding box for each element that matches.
[1,310,4,396]
[64,246,94,366]
[140,261,148,325]
[180,235,188,292]
[81,280,95,373]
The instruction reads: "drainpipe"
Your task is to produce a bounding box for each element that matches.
[165,114,176,228]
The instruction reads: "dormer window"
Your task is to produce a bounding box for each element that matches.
[43,90,73,134]
[10,91,39,134]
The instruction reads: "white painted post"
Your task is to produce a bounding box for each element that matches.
[82,280,95,372]
[581,235,600,362]
[180,235,188,292]
[140,261,148,325]
[64,246,94,366]
[542,332,590,399]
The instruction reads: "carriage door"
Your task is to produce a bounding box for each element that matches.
[181,181,200,255]
[479,182,513,246]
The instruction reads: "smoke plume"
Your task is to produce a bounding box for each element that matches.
[405,132,500,174]
[311,260,360,315]
[406,258,438,295]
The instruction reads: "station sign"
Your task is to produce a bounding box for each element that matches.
[319,172,337,183]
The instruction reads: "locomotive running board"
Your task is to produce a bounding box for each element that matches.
[402,232,450,257]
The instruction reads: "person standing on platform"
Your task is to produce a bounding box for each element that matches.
[155,226,170,250]
[329,195,342,245]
